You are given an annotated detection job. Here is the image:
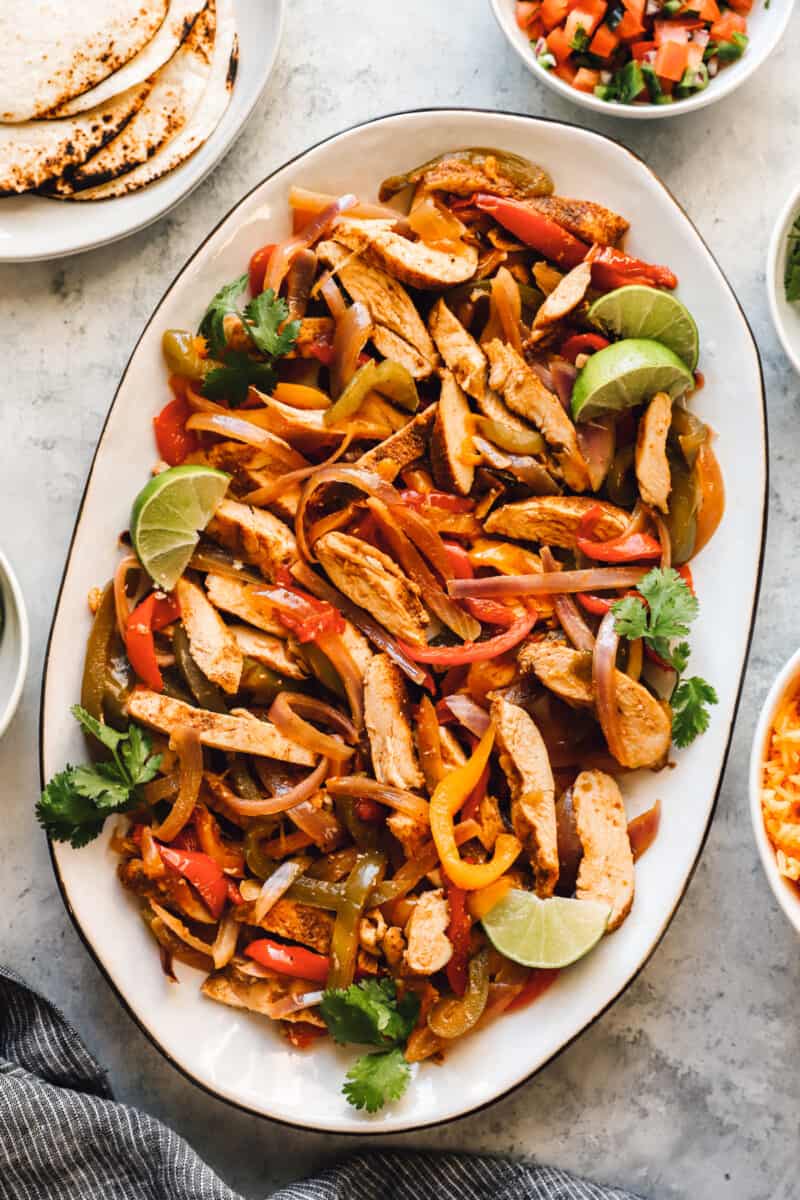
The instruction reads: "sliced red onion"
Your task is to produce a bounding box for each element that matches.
[325,776,430,824]
[266,991,325,1019]
[593,610,625,763]
[265,194,357,294]
[550,359,577,412]
[531,362,554,391]
[223,757,330,817]
[448,565,649,599]
[540,547,595,653]
[576,415,615,492]
[330,300,372,397]
[253,858,309,925]
[442,694,491,737]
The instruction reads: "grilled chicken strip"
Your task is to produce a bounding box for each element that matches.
[364,654,424,790]
[317,240,439,377]
[228,624,308,680]
[485,494,628,549]
[127,690,315,765]
[202,960,327,1024]
[205,574,287,636]
[635,391,673,514]
[233,898,334,953]
[491,694,559,897]
[532,261,592,329]
[176,577,243,695]
[315,531,429,645]
[485,339,589,491]
[206,440,306,521]
[428,297,487,401]
[430,370,475,496]
[207,499,297,583]
[334,216,478,290]
[356,405,437,479]
[518,641,672,770]
[528,196,629,246]
[403,888,452,974]
[572,770,635,929]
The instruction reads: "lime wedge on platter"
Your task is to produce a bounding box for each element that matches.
[130,465,230,591]
[570,337,694,423]
[481,888,610,970]
[588,285,699,370]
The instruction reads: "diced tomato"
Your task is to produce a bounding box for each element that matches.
[621,0,645,20]
[554,60,578,84]
[546,24,574,62]
[615,10,646,39]
[248,244,276,295]
[158,844,228,919]
[573,67,602,91]
[589,23,620,56]
[710,10,746,38]
[725,0,751,13]
[565,0,607,41]
[154,384,199,467]
[698,0,721,19]
[516,0,541,28]
[654,40,690,80]
[245,939,330,984]
[541,0,569,28]
[631,39,658,59]
[686,41,705,68]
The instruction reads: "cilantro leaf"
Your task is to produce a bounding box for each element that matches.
[69,763,132,810]
[612,568,698,668]
[243,289,300,359]
[71,704,125,753]
[609,593,648,642]
[201,354,277,407]
[672,676,718,748]
[36,771,106,849]
[120,723,162,787]
[342,1048,411,1113]
[198,273,248,358]
[321,979,419,1047]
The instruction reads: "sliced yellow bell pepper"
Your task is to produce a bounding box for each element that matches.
[467,875,513,919]
[430,728,522,891]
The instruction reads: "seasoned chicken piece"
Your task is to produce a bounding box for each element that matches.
[118,858,216,925]
[207,499,297,583]
[428,297,487,400]
[205,574,287,636]
[356,405,437,479]
[430,370,475,496]
[485,340,589,491]
[202,960,326,1024]
[315,531,429,644]
[126,690,315,765]
[233,897,334,954]
[438,725,467,771]
[532,261,592,329]
[286,316,335,359]
[373,327,435,380]
[228,624,308,680]
[317,241,439,375]
[485,494,628,549]
[528,196,629,246]
[491,695,559,896]
[572,770,634,929]
[387,812,430,860]
[403,889,452,974]
[635,391,672,514]
[364,654,424,790]
[518,641,672,770]
[334,217,478,290]
[338,621,374,679]
[206,439,306,521]
[475,386,545,443]
[176,577,243,695]
[478,791,506,852]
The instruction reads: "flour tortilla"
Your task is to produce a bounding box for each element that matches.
[46,5,215,196]
[0,83,151,195]
[70,0,236,201]
[0,1,168,123]
[48,0,208,118]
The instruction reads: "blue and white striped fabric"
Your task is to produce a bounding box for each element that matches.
[0,967,643,1200]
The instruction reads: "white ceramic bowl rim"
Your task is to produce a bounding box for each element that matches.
[0,548,30,740]
[39,108,769,1132]
[766,182,800,375]
[489,0,796,119]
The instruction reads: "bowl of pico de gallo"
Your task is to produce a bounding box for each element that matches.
[491,0,794,117]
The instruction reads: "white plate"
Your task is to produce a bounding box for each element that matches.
[41,110,766,1133]
[490,0,795,119]
[0,548,29,740]
[766,182,800,375]
[0,0,284,262]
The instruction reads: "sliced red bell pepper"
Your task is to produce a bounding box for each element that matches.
[472,194,588,269]
[305,337,336,365]
[400,489,475,514]
[170,825,200,851]
[677,563,695,595]
[560,332,610,363]
[227,880,245,906]
[124,592,181,692]
[587,244,678,291]
[263,572,345,643]
[576,592,614,615]
[398,609,537,665]
[248,243,276,296]
[577,531,662,563]
[245,938,330,984]
[444,879,472,997]
[154,380,199,467]
[158,844,228,919]
[506,967,560,1011]
[355,799,387,823]
[442,541,517,628]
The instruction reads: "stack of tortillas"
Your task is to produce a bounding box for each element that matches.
[0,0,237,200]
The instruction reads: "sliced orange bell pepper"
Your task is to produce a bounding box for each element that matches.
[429,729,522,891]
[467,876,513,920]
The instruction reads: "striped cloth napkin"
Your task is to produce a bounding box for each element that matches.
[0,967,643,1200]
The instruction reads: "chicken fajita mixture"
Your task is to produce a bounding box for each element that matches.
[40,147,724,1113]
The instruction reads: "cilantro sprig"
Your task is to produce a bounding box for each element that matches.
[320,979,420,1113]
[197,275,300,407]
[37,707,161,848]
[611,567,717,748]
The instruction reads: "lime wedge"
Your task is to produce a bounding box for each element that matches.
[588,285,699,370]
[481,888,610,969]
[571,338,694,423]
[130,465,230,590]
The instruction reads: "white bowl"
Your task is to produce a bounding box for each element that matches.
[0,548,29,739]
[42,110,766,1133]
[766,183,800,375]
[749,648,800,933]
[490,0,795,119]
